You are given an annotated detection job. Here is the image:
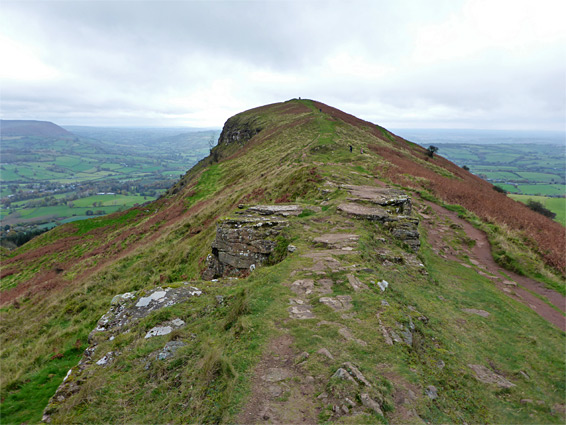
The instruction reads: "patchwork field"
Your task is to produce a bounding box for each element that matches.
[1,127,218,241]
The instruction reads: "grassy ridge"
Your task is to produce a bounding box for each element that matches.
[1,99,564,424]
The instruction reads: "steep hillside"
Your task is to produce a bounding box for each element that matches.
[0,120,74,139]
[1,99,564,424]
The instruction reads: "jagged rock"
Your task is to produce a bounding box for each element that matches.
[468,364,515,388]
[360,393,383,416]
[343,362,371,386]
[383,218,420,251]
[317,348,334,360]
[337,186,420,252]
[425,385,438,400]
[378,319,393,345]
[202,214,288,280]
[347,274,368,291]
[319,295,353,311]
[157,341,186,360]
[316,278,334,294]
[332,368,357,383]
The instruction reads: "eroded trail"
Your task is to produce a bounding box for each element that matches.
[422,200,565,332]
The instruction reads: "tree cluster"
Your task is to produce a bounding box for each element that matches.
[526,199,556,219]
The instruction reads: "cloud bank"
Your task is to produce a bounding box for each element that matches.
[1,0,564,130]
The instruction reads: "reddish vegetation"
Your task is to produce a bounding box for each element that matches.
[0,195,212,306]
[240,187,266,204]
[275,193,292,204]
[369,144,565,273]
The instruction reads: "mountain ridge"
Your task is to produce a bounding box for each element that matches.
[0,120,74,139]
[1,99,564,424]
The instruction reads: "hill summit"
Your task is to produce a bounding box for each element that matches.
[0,119,74,139]
[1,99,564,424]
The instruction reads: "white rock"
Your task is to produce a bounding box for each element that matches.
[145,326,173,339]
[136,290,167,308]
[377,280,389,292]
[171,318,185,327]
[96,352,113,366]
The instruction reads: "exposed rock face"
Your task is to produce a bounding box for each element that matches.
[202,206,295,280]
[90,286,201,341]
[218,117,262,146]
[338,185,420,251]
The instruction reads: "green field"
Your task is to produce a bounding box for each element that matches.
[1,193,151,226]
[509,194,566,226]
[430,143,565,196]
[516,172,562,183]
[1,128,218,234]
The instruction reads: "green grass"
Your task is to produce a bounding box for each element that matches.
[516,184,565,196]
[516,172,563,183]
[482,171,520,180]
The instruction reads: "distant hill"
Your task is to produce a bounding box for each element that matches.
[0,120,74,139]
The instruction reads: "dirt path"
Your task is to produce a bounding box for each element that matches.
[236,333,319,424]
[423,200,565,332]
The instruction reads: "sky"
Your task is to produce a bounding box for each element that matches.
[0,0,565,131]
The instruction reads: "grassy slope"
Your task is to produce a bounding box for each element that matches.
[1,99,564,424]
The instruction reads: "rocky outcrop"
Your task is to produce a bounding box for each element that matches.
[338,186,420,251]
[42,286,202,423]
[202,206,298,280]
[342,185,412,215]
[468,364,515,388]
[218,116,262,147]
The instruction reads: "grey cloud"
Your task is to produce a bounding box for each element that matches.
[0,0,563,130]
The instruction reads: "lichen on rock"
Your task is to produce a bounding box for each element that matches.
[42,285,202,423]
[202,206,295,279]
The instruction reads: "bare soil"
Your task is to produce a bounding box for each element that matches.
[236,333,319,424]
[422,200,565,331]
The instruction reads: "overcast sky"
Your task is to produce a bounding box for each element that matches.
[1,0,564,131]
